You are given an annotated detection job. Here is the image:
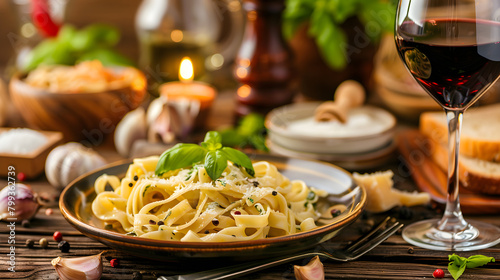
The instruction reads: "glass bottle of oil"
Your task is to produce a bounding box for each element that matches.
[135,0,221,95]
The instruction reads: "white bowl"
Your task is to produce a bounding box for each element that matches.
[265,103,396,154]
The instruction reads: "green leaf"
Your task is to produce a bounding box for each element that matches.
[70,24,120,51]
[449,254,468,266]
[283,0,315,39]
[155,143,206,176]
[282,0,397,71]
[204,150,227,180]
[155,131,256,181]
[448,261,467,280]
[218,114,268,151]
[221,147,255,177]
[201,131,223,151]
[358,1,395,40]
[308,5,327,36]
[237,113,266,136]
[23,39,76,71]
[314,19,347,70]
[142,185,153,197]
[78,48,134,67]
[248,134,269,152]
[466,255,495,268]
[57,25,78,45]
[448,254,495,280]
[328,0,356,24]
[219,129,246,147]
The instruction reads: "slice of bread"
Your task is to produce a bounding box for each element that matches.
[427,136,500,195]
[420,103,500,162]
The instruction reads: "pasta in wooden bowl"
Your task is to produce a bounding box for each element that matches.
[9,61,146,142]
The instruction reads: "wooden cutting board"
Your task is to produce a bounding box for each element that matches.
[397,130,500,214]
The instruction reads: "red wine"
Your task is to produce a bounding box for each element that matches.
[396,19,500,108]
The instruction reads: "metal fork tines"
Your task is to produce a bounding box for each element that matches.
[158,216,403,280]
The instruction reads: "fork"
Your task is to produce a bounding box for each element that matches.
[158,216,403,280]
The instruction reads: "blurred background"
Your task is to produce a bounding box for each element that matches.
[0,0,143,71]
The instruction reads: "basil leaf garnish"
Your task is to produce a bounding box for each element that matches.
[155,143,206,175]
[155,131,255,181]
[221,147,255,176]
[205,150,228,180]
[448,254,495,280]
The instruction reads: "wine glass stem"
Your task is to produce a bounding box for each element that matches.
[438,109,468,233]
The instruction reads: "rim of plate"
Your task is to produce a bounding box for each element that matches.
[60,155,366,250]
[265,102,397,141]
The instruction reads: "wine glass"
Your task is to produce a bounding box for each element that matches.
[395,0,500,251]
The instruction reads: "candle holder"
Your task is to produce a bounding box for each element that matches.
[158,57,217,130]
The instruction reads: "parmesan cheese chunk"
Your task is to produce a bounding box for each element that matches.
[353,170,430,213]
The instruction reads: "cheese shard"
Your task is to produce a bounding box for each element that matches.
[353,170,430,213]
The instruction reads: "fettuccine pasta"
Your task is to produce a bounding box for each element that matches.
[91,156,331,242]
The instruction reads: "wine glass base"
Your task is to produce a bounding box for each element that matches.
[402,218,500,251]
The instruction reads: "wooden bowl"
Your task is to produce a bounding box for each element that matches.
[0,128,63,179]
[9,68,147,142]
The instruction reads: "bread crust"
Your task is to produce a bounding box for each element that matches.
[426,136,500,195]
[420,104,500,162]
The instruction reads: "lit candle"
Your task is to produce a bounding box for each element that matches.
[159,57,217,110]
[159,57,217,128]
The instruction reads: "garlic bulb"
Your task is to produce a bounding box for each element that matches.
[114,107,147,158]
[294,256,325,280]
[51,252,103,280]
[0,184,40,221]
[147,96,200,143]
[45,143,107,189]
[113,96,202,157]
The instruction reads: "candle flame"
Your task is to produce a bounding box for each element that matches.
[179,57,194,82]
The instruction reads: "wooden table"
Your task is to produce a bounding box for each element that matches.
[1,92,500,279]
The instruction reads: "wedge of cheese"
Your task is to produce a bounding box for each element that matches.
[353,170,430,213]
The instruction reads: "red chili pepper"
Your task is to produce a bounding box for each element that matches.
[31,0,60,37]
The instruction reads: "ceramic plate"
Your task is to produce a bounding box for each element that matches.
[266,102,396,154]
[267,139,397,171]
[60,154,366,262]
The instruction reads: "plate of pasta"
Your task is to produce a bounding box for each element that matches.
[60,153,366,261]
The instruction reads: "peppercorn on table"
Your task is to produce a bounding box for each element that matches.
[1,92,500,280]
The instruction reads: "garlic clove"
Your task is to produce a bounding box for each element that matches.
[59,150,87,187]
[45,143,107,189]
[46,142,82,187]
[51,252,103,280]
[148,98,201,143]
[114,107,148,158]
[294,256,325,280]
[146,96,167,126]
[0,184,40,221]
[148,101,176,143]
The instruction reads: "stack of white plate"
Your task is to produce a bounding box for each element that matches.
[265,102,397,171]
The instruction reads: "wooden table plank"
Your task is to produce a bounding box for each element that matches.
[1,204,500,279]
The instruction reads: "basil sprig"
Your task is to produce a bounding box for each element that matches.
[283,0,396,70]
[155,131,255,181]
[448,254,495,280]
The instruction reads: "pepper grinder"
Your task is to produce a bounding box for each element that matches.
[233,0,296,117]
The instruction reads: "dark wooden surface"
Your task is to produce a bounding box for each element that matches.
[1,92,500,279]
